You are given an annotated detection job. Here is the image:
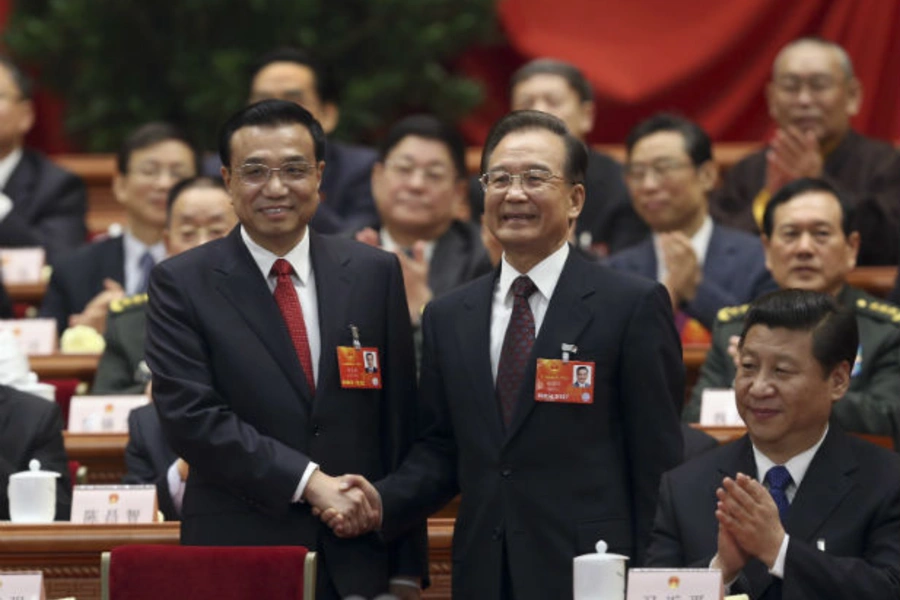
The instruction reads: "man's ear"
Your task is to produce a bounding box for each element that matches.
[828,361,851,404]
[318,102,339,134]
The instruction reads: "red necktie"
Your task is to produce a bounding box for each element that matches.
[271,258,315,391]
[496,276,537,428]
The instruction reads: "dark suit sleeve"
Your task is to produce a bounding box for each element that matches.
[685,279,747,331]
[645,471,715,568]
[0,168,87,266]
[123,409,179,521]
[93,311,145,395]
[39,266,76,335]
[0,281,12,319]
[619,283,684,564]
[145,261,312,516]
[377,300,461,541]
[31,401,72,521]
[781,487,900,598]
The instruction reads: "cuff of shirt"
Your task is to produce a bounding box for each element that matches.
[166,460,186,514]
[768,533,789,579]
[389,577,421,589]
[292,462,319,503]
[709,556,739,593]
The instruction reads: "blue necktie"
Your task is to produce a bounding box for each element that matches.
[136,251,155,294]
[765,465,792,524]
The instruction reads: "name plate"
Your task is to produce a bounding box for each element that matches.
[71,484,158,524]
[0,247,45,284]
[0,570,45,600]
[700,388,744,426]
[627,568,722,600]
[0,319,57,356]
[67,395,149,433]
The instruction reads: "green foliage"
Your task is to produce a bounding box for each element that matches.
[4,0,497,151]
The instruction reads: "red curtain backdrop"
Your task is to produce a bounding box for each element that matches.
[458,0,900,145]
[2,0,899,151]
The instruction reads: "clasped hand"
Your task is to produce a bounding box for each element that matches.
[305,471,382,538]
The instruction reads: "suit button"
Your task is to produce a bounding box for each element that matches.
[312,425,321,437]
[501,468,512,477]
[492,527,502,540]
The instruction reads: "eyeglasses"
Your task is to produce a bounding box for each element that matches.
[236,161,314,186]
[623,159,693,183]
[385,160,454,185]
[479,169,571,192]
[773,75,841,96]
[132,162,194,181]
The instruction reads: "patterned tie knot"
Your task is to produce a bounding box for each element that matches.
[765,465,792,492]
[511,276,537,300]
[139,251,155,270]
[271,258,294,278]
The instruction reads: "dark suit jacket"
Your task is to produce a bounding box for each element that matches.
[123,403,179,521]
[39,236,125,334]
[0,385,72,520]
[606,222,777,330]
[0,149,87,266]
[145,227,425,599]
[377,249,684,599]
[646,428,900,599]
[0,280,11,319]
[92,300,149,395]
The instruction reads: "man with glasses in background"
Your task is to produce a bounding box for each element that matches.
[607,114,775,336]
[40,123,197,335]
[711,37,900,265]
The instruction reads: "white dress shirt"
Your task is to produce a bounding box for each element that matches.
[490,243,569,382]
[379,227,437,264]
[122,231,166,295]
[0,147,23,221]
[240,226,321,502]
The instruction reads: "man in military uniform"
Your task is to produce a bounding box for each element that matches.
[687,178,900,441]
[92,177,237,394]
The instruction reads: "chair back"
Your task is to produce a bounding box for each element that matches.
[101,544,316,600]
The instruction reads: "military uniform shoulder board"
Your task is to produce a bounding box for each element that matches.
[854,297,900,325]
[716,304,750,323]
[110,293,149,314]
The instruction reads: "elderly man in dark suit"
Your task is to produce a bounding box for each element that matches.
[0,384,71,521]
[146,100,424,600]
[646,289,900,599]
[607,114,776,335]
[0,56,86,266]
[327,110,684,599]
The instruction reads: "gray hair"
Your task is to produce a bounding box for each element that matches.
[773,37,855,80]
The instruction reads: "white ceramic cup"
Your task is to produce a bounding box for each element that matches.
[7,459,60,523]
[573,540,629,600]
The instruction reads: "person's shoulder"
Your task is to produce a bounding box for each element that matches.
[52,236,120,275]
[326,140,377,165]
[665,437,740,484]
[713,223,765,247]
[109,293,149,319]
[605,238,652,267]
[846,287,900,328]
[843,431,900,478]
[587,147,624,171]
[317,231,397,266]
[848,130,897,155]
[21,148,83,184]
[0,384,59,420]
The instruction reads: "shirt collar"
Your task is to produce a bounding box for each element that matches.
[379,227,436,264]
[240,225,312,285]
[123,229,166,263]
[498,242,569,303]
[753,424,829,488]
[652,214,714,268]
[0,148,23,190]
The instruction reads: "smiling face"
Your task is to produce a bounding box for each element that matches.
[766,42,860,147]
[372,135,465,242]
[222,123,324,256]
[482,128,584,271]
[735,324,849,462]
[763,191,858,296]
[164,186,237,256]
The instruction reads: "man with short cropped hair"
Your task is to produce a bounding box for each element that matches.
[711,37,900,265]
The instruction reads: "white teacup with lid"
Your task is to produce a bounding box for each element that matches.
[8,459,60,523]
[573,540,629,600]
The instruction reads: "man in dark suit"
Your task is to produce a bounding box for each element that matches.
[0,384,72,521]
[356,115,492,326]
[328,110,684,599]
[646,289,900,599]
[145,100,424,599]
[607,114,776,334]
[123,402,180,521]
[0,56,86,266]
[710,38,900,266]
[40,123,197,335]
[469,59,648,257]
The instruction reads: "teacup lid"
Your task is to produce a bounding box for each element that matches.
[573,540,630,563]
[9,459,61,480]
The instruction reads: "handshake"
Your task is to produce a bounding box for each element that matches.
[304,470,382,538]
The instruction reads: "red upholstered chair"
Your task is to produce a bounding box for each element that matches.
[100,545,316,600]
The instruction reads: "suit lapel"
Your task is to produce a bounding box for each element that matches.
[429,224,466,296]
[504,252,594,444]
[630,241,658,280]
[309,231,353,407]
[456,271,504,442]
[213,229,312,402]
[786,428,855,542]
[3,152,34,212]
[701,225,734,283]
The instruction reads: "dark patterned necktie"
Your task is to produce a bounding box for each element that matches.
[496,276,537,428]
[271,258,315,391]
[765,465,792,524]
[136,251,155,293]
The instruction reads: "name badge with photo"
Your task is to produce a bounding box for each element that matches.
[336,346,382,389]
[70,484,159,524]
[534,359,595,404]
